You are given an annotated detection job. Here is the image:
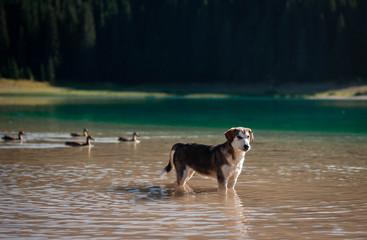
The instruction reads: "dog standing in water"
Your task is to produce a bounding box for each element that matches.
[161,127,253,191]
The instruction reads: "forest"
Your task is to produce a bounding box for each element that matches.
[0,0,366,86]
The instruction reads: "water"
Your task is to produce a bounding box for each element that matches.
[1,96,367,239]
[1,96,367,133]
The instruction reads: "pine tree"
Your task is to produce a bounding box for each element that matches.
[296,12,308,81]
[0,2,9,56]
[47,57,55,84]
[40,63,46,82]
[219,19,232,81]
[192,1,209,82]
[330,14,349,79]
[314,13,329,79]
[8,58,20,79]
[275,1,292,81]
[82,2,96,49]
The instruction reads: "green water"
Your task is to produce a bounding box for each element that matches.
[1,97,367,134]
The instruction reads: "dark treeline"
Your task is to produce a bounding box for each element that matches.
[0,0,366,86]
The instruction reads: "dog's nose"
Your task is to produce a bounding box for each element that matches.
[243,144,250,151]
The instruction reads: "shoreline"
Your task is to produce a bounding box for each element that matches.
[1,78,366,100]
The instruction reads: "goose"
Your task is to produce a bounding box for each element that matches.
[2,131,25,141]
[65,135,95,147]
[71,128,88,137]
[118,132,140,142]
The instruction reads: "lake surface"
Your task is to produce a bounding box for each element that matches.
[1,96,367,239]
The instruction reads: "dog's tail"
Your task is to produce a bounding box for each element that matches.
[160,143,180,178]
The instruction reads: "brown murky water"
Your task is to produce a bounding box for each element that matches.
[1,128,367,239]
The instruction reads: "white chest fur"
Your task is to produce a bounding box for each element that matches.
[221,151,246,179]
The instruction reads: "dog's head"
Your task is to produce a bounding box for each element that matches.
[225,127,254,152]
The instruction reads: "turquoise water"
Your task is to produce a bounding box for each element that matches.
[1,97,366,134]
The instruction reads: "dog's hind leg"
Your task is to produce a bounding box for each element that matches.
[186,169,195,183]
[176,166,194,186]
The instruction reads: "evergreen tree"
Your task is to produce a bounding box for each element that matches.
[0,3,9,56]
[8,58,20,79]
[330,14,349,79]
[219,19,233,81]
[314,13,329,79]
[295,12,308,81]
[275,1,291,81]
[192,1,209,82]
[0,0,366,84]
[82,2,96,49]
[40,63,46,82]
[47,57,55,84]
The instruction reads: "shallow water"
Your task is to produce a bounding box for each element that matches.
[1,97,367,239]
[1,128,367,239]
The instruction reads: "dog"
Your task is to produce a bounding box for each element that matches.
[161,127,253,190]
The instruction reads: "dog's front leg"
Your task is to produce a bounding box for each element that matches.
[227,176,238,189]
[227,170,242,189]
[216,169,228,191]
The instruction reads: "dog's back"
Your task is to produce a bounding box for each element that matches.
[174,143,216,175]
[162,143,226,176]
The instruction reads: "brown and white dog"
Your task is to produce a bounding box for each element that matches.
[161,127,254,191]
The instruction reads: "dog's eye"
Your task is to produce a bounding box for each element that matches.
[236,136,243,140]
[246,135,250,139]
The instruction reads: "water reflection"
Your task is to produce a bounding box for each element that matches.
[111,182,251,238]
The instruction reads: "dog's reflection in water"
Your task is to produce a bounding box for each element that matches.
[113,183,218,199]
[111,183,251,238]
[113,182,243,200]
[113,182,239,200]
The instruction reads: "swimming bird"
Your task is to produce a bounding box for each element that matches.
[65,135,95,147]
[71,128,88,137]
[2,131,25,141]
[118,132,140,142]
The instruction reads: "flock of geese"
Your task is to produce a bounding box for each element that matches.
[1,128,140,147]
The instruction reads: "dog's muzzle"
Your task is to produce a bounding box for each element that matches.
[243,144,251,152]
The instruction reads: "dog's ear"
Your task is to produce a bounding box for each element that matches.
[224,128,236,142]
[248,129,254,143]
